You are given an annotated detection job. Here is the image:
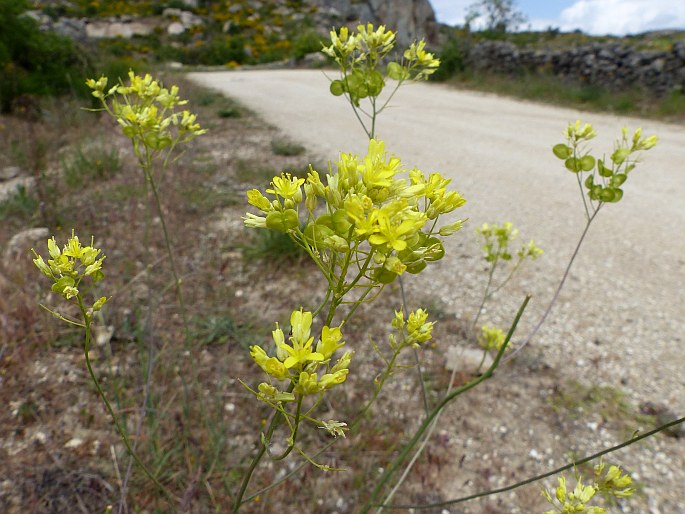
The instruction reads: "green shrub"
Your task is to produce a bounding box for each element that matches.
[183,36,247,66]
[62,145,122,188]
[271,138,305,156]
[0,185,39,220]
[0,0,90,112]
[432,36,468,81]
[241,228,308,264]
[292,29,324,59]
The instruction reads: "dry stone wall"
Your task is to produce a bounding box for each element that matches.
[468,39,685,95]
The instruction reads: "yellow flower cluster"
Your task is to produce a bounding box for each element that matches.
[322,24,396,66]
[542,463,634,514]
[477,222,543,264]
[323,23,440,106]
[244,139,466,285]
[249,309,352,399]
[32,231,108,312]
[86,72,206,154]
[478,324,506,352]
[390,307,435,349]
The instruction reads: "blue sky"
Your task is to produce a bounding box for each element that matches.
[431,0,685,35]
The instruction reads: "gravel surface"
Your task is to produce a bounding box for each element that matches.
[188,70,685,512]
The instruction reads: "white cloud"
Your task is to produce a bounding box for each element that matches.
[430,0,685,35]
[559,0,685,35]
[430,0,472,26]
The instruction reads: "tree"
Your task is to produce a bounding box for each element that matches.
[465,0,527,33]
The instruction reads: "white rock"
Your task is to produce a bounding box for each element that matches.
[0,166,21,180]
[168,21,185,35]
[64,438,84,449]
[445,346,493,374]
[0,176,35,203]
[4,227,49,266]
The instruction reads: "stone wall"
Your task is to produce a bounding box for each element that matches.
[468,40,685,95]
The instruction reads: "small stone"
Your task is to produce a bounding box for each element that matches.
[168,22,185,35]
[445,346,492,374]
[64,438,84,449]
[4,227,49,266]
[94,325,114,347]
[0,166,21,181]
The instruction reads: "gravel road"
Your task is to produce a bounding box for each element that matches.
[188,70,685,511]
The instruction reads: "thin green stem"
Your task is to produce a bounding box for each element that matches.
[231,383,295,513]
[398,277,429,417]
[270,395,303,461]
[78,298,177,509]
[377,80,405,115]
[471,258,498,331]
[504,205,601,363]
[382,414,685,510]
[490,258,523,297]
[145,168,189,339]
[360,295,530,514]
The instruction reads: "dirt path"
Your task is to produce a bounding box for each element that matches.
[188,70,685,512]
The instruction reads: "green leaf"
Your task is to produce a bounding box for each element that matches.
[580,155,595,172]
[584,175,594,189]
[303,222,335,246]
[599,188,616,202]
[386,62,407,81]
[347,70,369,100]
[374,267,398,284]
[266,209,299,233]
[331,209,352,236]
[330,80,345,96]
[597,159,612,178]
[552,144,572,160]
[589,185,602,200]
[405,259,427,274]
[51,276,75,294]
[423,237,445,262]
[610,173,627,187]
[564,157,580,173]
[366,70,385,97]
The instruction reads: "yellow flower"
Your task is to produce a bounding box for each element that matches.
[316,325,345,360]
[266,173,305,202]
[294,371,320,395]
[277,309,324,369]
[257,383,295,403]
[250,345,289,380]
[478,324,506,352]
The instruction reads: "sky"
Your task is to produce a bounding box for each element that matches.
[430,0,685,36]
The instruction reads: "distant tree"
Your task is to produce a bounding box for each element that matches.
[465,0,527,33]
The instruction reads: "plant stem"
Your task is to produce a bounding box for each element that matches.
[231,383,296,512]
[360,296,530,513]
[145,168,190,340]
[381,414,685,510]
[471,258,498,331]
[78,298,177,510]
[504,206,601,363]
